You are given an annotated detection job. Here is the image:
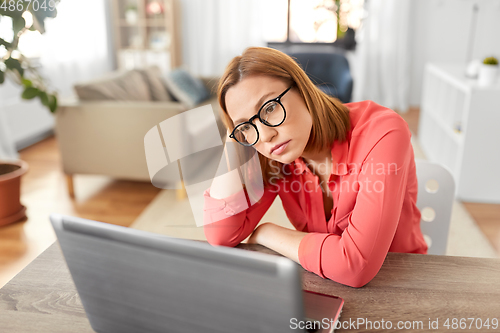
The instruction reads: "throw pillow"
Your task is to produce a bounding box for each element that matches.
[137,67,173,102]
[162,68,210,108]
[74,70,152,101]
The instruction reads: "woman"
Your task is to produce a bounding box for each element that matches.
[203,47,427,288]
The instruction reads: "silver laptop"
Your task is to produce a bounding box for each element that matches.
[50,214,343,333]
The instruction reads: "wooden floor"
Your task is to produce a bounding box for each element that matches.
[1,109,499,287]
[0,136,161,288]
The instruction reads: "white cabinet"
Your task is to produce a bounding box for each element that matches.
[419,63,500,203]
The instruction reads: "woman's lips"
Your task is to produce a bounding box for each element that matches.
[270,140,291,155]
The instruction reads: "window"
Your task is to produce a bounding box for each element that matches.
[264,0,365,44]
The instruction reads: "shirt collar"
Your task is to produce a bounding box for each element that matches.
[293,157,308,174]
[293,139,349,176]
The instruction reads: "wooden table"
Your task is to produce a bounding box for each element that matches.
[1,242,499,332]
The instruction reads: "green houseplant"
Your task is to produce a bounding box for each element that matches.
[478,56,499,86]
[125,4,138,24]
[483,56,499,65]
[0,1,61,225]
[0,0,61,113]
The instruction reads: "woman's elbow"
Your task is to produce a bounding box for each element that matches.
[344,276,372,288]
[206,235,239,248]
[204,225,240,248]
[322,265,379,288]
[328,273,374,288]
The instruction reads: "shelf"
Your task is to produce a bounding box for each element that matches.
[421,104,463,146]
[426,63,470,93]
[120,48,170,52]
[426,63,500,92]
[112,0,180,70]
[419,111,460,180]
[419,63,500,203]
[119,19,169,27]
[421,66,468,143]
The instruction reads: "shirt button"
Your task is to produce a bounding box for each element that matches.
[224,207,235,215]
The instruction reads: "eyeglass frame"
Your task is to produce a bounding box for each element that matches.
[229,85,293,146]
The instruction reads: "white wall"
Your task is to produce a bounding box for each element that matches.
[0,78,54,150]
[409,0,500,106]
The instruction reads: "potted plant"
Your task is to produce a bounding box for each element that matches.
[1,2,60,226]
[125,4,138,24]
[478,56,499,86]
[0,160,28,226]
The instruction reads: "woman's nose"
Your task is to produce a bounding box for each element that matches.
[255,121,277,143]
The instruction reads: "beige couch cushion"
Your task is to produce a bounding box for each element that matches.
[74,70,152,101]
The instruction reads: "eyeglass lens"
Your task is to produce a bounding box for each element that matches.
[233,101,285,145]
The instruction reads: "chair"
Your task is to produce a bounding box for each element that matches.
[288,52,353,103]
[415,159,456,255]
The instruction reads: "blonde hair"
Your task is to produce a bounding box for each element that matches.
[217,47,351,185]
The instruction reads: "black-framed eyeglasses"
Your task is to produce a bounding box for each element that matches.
[229,85,293,146]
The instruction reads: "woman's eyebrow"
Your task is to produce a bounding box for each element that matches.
[233,91,277,125]
[255,91,276,111]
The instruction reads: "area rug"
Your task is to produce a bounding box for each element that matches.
[131,136,498,258]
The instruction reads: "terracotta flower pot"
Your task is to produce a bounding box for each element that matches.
[0,160,29,227]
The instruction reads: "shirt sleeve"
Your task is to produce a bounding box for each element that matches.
[298,118,413,288]
[203,186,278,247]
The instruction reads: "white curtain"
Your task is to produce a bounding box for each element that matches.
[38,0,113,98]
[180,0,267,77]
[0,16,19,159]
[353,0,412,112]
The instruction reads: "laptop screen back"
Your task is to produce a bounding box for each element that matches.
[50,214,305,333]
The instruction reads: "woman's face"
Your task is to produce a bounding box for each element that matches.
[225,75,312,165]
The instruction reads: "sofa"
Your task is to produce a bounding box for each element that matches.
[55,67,224,197]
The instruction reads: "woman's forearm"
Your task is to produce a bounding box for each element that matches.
[249,223,307,263]
[209,138,247,200]
[209,168,244,199]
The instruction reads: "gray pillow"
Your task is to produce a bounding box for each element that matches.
[162,68,210,108]
[138,67,173,102]
[74,70,152,101]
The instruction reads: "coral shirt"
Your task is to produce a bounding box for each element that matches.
[203,100,428,288]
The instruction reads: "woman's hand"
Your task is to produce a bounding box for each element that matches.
[208,130,242,200]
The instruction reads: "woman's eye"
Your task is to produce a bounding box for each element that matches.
[264,103,277,114]
[240,124,252,132]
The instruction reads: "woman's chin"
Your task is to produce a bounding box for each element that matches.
[273,152,299,165]
[259,146,300,165]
